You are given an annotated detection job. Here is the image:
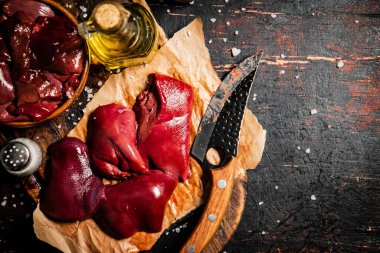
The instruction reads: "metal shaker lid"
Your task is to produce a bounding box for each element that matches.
[0,138,42,177]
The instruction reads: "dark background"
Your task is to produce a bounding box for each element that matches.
[1,0,379,252]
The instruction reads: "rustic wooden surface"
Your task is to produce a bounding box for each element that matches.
[0,0,379,252]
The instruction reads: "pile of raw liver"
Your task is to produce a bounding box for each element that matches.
[0,0,84,122]
[40,74,194,239]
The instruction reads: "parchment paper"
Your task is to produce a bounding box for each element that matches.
[33,18,266,253]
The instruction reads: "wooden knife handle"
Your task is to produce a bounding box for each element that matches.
[180,158,236,253]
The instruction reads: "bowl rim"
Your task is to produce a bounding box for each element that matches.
[2,0,90,128]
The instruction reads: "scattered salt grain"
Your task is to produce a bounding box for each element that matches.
[79,6,87,12]
[305,148,311,154]
[73,122,78,126]
[12,204,16,208]
[310,109,318,115]
[271,13,277,18]
[116,69,121,73]
[354,20,359,24]
[231,47,241,57]
[337,60,344,68]
[311,195,316,200]
[280,69,285,75]
[218,9,222,13]
[223,38,227,42]
[297,146,301,150]
[20,202,23,206]
[295,75,300,79]
[167,9,170,13]
[226,21,230,26]
[3,196,7,200]
[187,30,192,37]
[224,0,229,3]
[71,113,74,117]
[175,228,181,233]
[259,201,264,205]
[275,186,278,190]
[241,7,246,11]
[77,117,81,121]
[57,125,62,129]
[210,18,216,23]
[208,39,213,44]
[79,102,83,105]
[234,30,239,35]
[11,194,15,198]
[280,53,286,59]
[66,92,72,98]
[262,231,266,235]
[1,200,6,206]
[277,220,280,223]
[82,13,88,18]
[165,231,169,235]
[189,1,194,5]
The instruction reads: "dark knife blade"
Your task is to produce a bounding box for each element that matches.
[191,52,262,169]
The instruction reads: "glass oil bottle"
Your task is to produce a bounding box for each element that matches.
[78,0,158,70]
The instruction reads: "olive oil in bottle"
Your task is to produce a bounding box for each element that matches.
[78,0,158,70]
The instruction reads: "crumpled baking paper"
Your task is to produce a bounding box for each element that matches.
[33,18,266,253]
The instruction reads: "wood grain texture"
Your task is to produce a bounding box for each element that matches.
[204,169,248,253]
[0,0,379,252]
[181,160,237,253]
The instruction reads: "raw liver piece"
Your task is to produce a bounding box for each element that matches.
[133,73,194,181]
[0,102,29,122]
[40,137,105,221]
[93,171,177,239]
[0,33,14,105]
[3,0,55,21]
[15,70,63,105]
[2,11,34,79]
[16,101,59,121]
[30,16,84,75]
[87,103,150,179]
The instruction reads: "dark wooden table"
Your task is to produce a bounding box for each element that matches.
[1,0,379,252]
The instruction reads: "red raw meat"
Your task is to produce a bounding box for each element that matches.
[30,16,84,75]
[16,70,63,105]
[3,0,55,21]
[40,137,105,221]
[93,171,177,239]
[133,73,194,181]
[87,103,150,179]
[16,101,59,121]
[2,12,34,79]
[0,102,29,122]
[0,32,14,105]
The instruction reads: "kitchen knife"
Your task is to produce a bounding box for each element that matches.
[181,52,262,253]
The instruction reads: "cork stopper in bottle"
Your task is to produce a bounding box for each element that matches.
[94,3,122,30]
